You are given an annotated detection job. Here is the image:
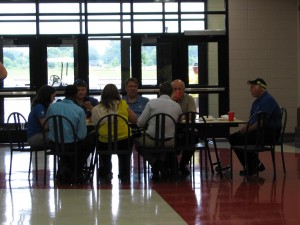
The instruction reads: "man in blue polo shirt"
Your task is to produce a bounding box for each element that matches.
[123,78,149,117]
[46,85,91,183]
[229,78,282,176]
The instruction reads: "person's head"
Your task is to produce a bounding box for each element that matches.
[0,61,7,80]
[247,78,267,98]
[171,79,185,100]
[32,85,56,109]
[159,82,173,97]
[192,63,198,75]
[73,79,88,100]
[125,78,139,98]
[101,83,121,110]
[64,85,78,101]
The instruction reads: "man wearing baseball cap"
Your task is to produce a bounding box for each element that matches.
[229,78,282,176]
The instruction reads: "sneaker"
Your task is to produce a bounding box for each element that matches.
[151,170,160,182]
[239,163,266,176]
[118,174,130,184]
[179,165,191,176]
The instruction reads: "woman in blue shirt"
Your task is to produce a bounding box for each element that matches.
[27,85,56,147]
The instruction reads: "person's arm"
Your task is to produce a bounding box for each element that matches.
[77,110,87,140]
[187,95,196,112]
[83,101,94,111]
[39,117,46,126]
[0,62,7,80]
[137,102,150,127]
[91,106,101,125]
[239,123,257,134]
[128,107,138,124]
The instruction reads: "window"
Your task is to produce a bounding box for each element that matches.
[3,47,30,88]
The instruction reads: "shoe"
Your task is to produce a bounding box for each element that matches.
[98,172,113,183]
[179,165,190,176]
[160,169,170,181]
[239,163,266,176]
[215,165,231,173]
[118,174,130,184]
[151,169,160,182]
[151,163,160,181]
[258,163,265,172]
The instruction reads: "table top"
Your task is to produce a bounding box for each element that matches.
[88,118,247,127]
[181,118,246,125]
[204,118,246,124]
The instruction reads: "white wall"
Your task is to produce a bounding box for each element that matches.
[228,0,298,134]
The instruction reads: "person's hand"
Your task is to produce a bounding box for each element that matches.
[171,92,181,102]
[83,101,93,111]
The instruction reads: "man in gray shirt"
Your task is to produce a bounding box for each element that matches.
[171,79,197,176]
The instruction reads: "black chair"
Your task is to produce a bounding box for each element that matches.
[93,114,132,184]
[137,113,178,182]
[276,107,287,174]
[42,115,79,184]
[230,111,277,181]
[7,112,44,181]
[177,112,212,178]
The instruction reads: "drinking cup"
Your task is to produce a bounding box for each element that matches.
[228,111,235,121]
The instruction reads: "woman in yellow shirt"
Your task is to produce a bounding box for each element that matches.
[92,83,137,183]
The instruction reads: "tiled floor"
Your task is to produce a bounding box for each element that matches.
[0,142,300,225]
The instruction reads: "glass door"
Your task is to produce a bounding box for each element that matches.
[131,34,228,117]
[0,36,79,122]
[46,38,78,88]
[1,38,32,122]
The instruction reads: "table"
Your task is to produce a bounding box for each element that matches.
[191,118,247,178]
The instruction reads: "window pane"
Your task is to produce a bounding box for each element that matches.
[133,3,162,13]
[88,40,121,90]
[123,21,131,33]
[0,3,35,13]
[4,97,31,123]
[39,3,80,13]
[165,3,178,12]
[134,21,162,33]
[122,3,131,13]
[3,47,30,88]
[47,47,75,87]
[188,45,198,85]
[88,22,121,34]
[0,3,36,35]
[181,3,204,12]
[141,46,157,85]
[181,21,205,32]
[0,22,36,35]
[40,22,80,34]
[165,21,178,33]
[87,3,120,13]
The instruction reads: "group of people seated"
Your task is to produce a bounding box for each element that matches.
[26,76,197,184]
[26,75,282,184]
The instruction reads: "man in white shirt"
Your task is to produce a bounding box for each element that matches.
[137,82,182,181]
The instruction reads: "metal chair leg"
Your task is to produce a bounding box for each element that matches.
[281,144,286,174]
